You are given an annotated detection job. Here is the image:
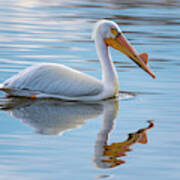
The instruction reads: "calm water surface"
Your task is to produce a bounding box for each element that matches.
[0,0,180,179]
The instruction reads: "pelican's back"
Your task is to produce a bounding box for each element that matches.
[2,63,103,98]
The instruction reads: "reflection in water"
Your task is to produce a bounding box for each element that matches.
[94,120,154,169]
[0,97,153,169]
[0,0,179,178]
[0,98,103,135]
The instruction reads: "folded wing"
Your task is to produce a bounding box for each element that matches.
[2,63,103,97]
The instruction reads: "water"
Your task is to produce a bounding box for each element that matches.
[0,0,180,179]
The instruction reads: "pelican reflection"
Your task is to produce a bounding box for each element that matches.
[0,98,104,135]
[0,97,154,168]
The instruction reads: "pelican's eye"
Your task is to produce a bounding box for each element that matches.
[110,26,121,39]
[110,26,117,36]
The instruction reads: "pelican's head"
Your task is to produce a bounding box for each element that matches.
[92,20,156,79]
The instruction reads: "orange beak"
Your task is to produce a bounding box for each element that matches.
[105,34,156,79]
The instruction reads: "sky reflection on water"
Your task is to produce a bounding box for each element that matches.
[0,0,180,180]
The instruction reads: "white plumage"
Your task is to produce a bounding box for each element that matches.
[3,63,103,99]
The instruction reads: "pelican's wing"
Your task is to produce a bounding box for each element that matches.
[2,63,103,97]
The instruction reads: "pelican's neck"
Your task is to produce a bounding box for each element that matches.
[95,36,119,94]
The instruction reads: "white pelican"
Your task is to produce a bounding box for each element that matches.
[0,20,155,101]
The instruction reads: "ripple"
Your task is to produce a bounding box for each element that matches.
[0,0,180,180]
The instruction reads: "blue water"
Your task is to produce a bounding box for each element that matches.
[0,0,180,179]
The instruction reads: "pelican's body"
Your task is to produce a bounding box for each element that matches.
[0,20,155,101]
[3,63,105,100]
